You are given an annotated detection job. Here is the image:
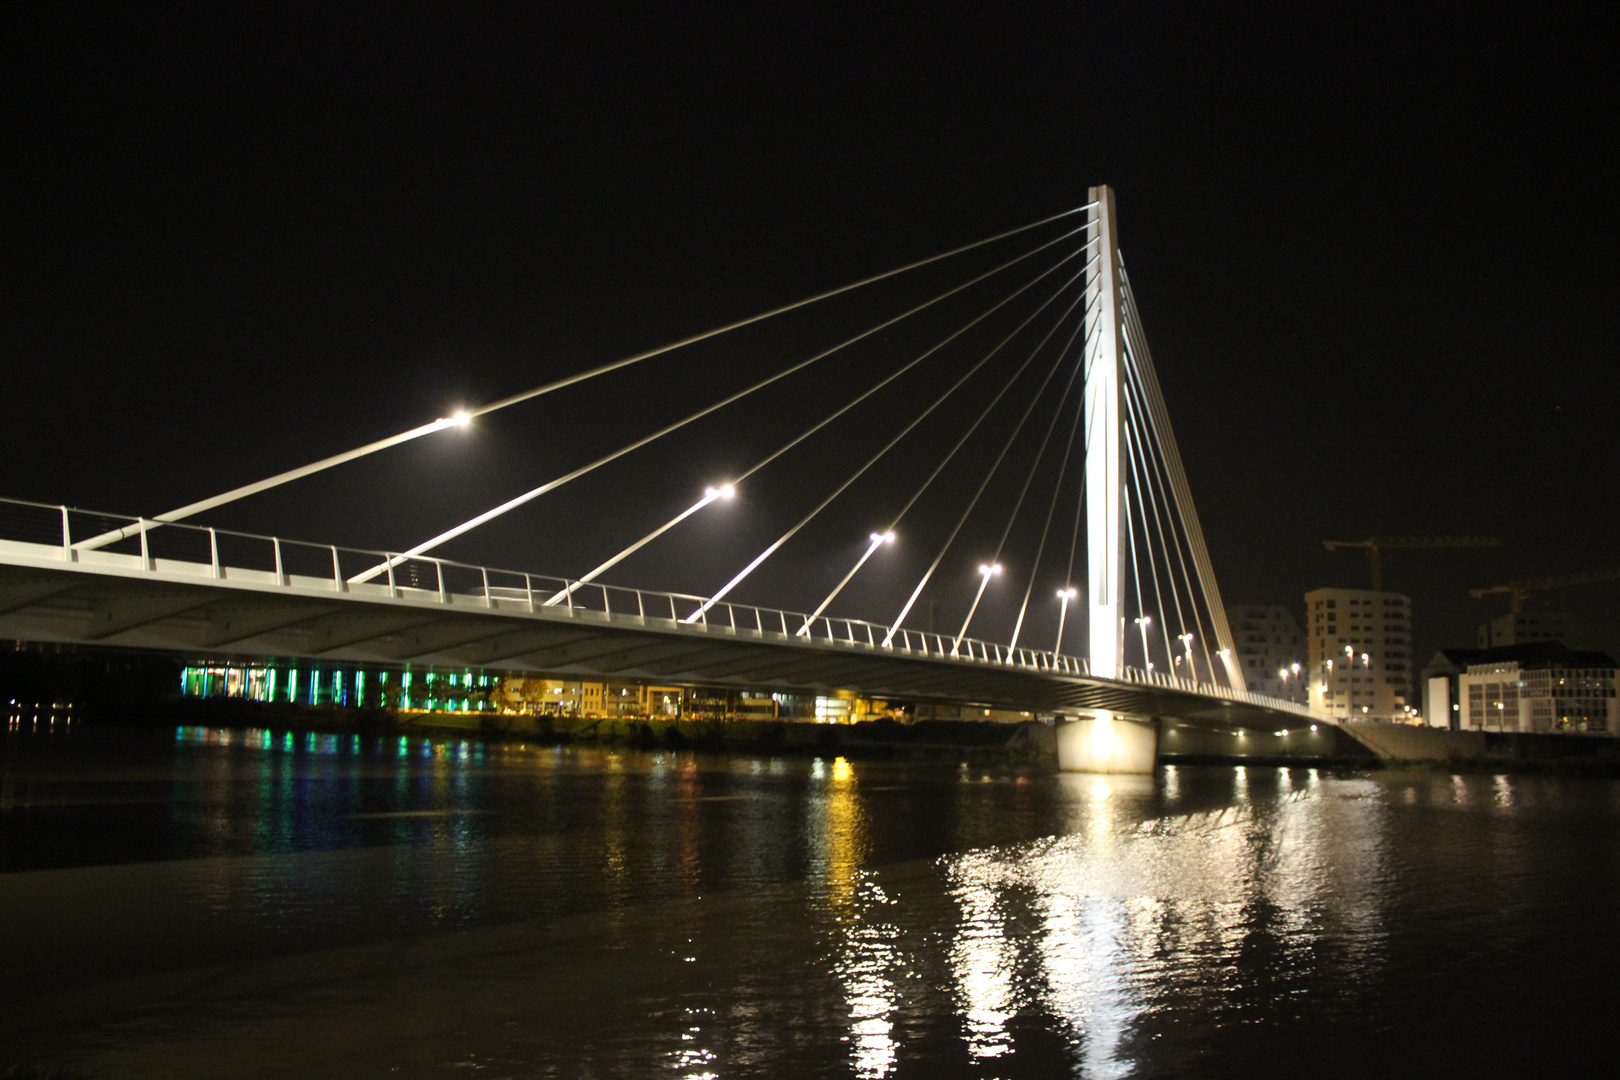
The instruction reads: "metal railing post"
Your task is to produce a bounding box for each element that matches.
[60,507,74,562]
[139,519,153,571]
[525,574,535,613]
[637,590,645,620]
[332,546,347,592]
[385,555,398,598]
[272,537,285,585]
[209,529,221,578]
[436,561,447,604]
[481,567,491,607]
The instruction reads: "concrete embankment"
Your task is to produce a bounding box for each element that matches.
[1340,721,1620,774]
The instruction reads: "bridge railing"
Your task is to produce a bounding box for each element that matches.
[0,495,1325,720]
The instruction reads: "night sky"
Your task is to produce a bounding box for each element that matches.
[3,3,1616,665]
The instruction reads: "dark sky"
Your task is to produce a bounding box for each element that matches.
[2,2,1616,665]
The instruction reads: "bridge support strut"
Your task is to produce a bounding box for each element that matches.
[1056,713,1158,774]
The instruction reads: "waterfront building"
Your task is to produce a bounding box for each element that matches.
[1420,647,1486,729]
[497,677,582,715]
[179,661,500,713]
[1452,642,1618,734]
[580,681,685,718]
[685,688,780,721]
[1226,604,1308,702]
[1305,587,1413,720]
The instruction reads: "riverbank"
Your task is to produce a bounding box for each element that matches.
[1340,721,1620,776]
[154,696,1059,764]
[32,695,1620,775]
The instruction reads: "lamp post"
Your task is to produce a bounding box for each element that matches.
[953,563,1002,655]
[544,482,735,606]
[1054,586,1078,657]
[797,530,895,636]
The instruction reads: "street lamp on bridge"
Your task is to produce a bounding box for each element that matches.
[1054,586,1078,657]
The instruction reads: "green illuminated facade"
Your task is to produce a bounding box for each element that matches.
[180,662,498,713]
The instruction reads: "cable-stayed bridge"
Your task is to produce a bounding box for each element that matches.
[0,187,1331,766]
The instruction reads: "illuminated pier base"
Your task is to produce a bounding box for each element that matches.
[1055,712,1158,774]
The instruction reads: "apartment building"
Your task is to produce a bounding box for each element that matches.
[1305,587,1413,720]
[1226,604,1308,702]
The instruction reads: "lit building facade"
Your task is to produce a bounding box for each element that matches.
[1305,587,1413,720]
[180,661,499,713]
[1451,644,1617,734]
[1226,604,1308,702]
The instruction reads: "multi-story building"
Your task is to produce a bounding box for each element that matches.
[1226,604,1308,702]
[686,687,780,722]
[1420,647,1485,729]
[1305,587,1413,720]
[1477,610,1576,649]
[1452,642,1618,734]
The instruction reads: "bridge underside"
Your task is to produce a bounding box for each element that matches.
[0,555,1307,730]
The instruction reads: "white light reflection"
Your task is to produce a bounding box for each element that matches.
[665,1009,719,1079]
[949,852,1018,1060]
[843,881,901,1078]
[933,769,1392,1075]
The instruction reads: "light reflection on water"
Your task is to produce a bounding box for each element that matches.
[1,725,1617,1078]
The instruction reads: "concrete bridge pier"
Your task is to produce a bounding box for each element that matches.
[1055,712,1158,774]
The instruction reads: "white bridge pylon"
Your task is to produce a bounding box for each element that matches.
[1082,185,1245,692]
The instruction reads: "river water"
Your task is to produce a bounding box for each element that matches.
[1,722,1616,1078]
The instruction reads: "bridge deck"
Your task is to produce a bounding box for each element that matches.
[0,501,1327,729]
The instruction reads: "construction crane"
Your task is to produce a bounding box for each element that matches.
[1322,536,1501,592]
[1470,568,1620,613]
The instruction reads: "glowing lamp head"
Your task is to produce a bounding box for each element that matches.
[718,483,735,499]
[870,530,896,545]
[979,563,1002,577]
[1057,586,1078,600]
[450,410,471,426]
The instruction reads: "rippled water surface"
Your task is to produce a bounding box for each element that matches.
[2,723,1618,1077]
